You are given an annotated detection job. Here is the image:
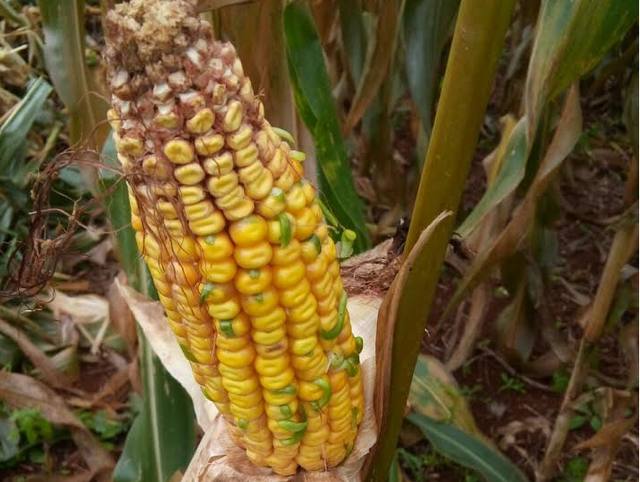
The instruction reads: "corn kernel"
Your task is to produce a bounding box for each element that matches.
[195,133,224,156]
[164,139,194,164]
[223,100,243,132]
[186,108,214,134]
[203,152,234,176]
[174,162,205,185]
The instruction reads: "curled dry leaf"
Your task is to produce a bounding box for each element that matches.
[44,290,113,354]
[0,372,114,480]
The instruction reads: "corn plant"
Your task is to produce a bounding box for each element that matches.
[1,0,636,480]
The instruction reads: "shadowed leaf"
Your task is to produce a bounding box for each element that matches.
[403,0,460,138]
[283,1,370,252]
[407,412,529,482]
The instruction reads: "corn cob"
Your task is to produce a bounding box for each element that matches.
[104,0,364,475]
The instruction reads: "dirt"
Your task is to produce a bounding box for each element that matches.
[399,91,638,481]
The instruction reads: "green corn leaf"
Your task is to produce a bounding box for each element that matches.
[283,1,370,253]
[407,412,529,482]
[403,0,460,138]
[338,0,368,85]
[0,77,52,184]
[458,0,637,238]
[38,0,109,190]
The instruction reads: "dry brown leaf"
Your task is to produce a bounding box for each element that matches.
[0,318,74,388]
[107,272,137,356]
[86,238,113,265]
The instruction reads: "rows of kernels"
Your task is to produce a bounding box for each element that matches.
[229,214,300,475]
[106,5,364,469]
[195,104,278,466]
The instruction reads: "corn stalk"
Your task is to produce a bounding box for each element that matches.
[365,0,516,478]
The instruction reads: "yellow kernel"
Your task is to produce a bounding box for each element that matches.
[164,139,194,164]
[263,387,296,406]
[255,354,290,377]
[195,133,224,156]
[294,207,317,240]
[223,100,243,132]
[219,364,256,383]
[251,326,286,346]
[298,380,323,400]
[186,108,214,134]
[271,239,301,266]
[172,285,200,306]
[157,200,178,219]
[266,148,287,177]
[287,294,317,323]
[255,340,289,359]
[214,314,251,337]
[306,253,328,281]
[261,368,295,391]
[208,297,242,320]
[252,307,286,332]
[216,333,250,352]
[200,258,237,283]
[273,261,306,290]
[203,152,234,176]
[167,261,199,286]
[142,155,170,180]
[217,345,256,368]
[315,224,329,241]
[214,185,244,209]
[117,136,144,157]
[190,346,214,364]
[154,112,179,129]
[275,166,297,191]
[131,214,143,231]
[169,236,198,261]
[286,315,319,339]
[227,124,253,150]
[179,185,206,205]
[223,198,255,221]
[267,214,297,244]
[235,143,259,168]
[285,183,306,213]
[301,181,316,203]
[198,233,233,261]
[207,172,238,197]
[189,211,226,236]
[184,200,215,222]
[245,170,274,200]
[312,271,333,299]
[279,278,310,308]
[238,161,263,184]
[241,289,278,317]
[174,162,205,185]
[234,241,273,269]
[235,267,272,295]
[202,282,235,304]
[229,215,267,246]
[256,188,286,218]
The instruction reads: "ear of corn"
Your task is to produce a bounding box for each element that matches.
[104,0,364,475]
